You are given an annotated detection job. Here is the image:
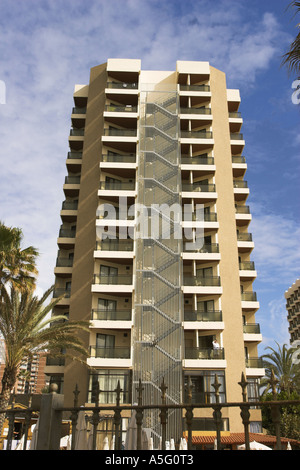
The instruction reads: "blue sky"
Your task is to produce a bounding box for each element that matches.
[0,0,299,355]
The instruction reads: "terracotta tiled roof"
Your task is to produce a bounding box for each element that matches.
[192,433,300,445]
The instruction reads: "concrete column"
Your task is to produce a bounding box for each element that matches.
[36,385,64,450]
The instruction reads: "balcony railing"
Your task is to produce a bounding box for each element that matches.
[180,84,210,92]
[230,133,244,140]
[181,131,213,139]
[95,240,134,251]
[185,347,225,360]
[64,176,81,184]
[67,151,82,159]
[61,201,78,211]
[103,128,137,137]
[46,357,65,366]
[239,261,255,270]
[233,180,248,188]
[246,357,264,368]
[53,288,71,298]
[56,258,73,268]
[232,155,246,163]
[102,153,136,163]
[183,243,219,253]
[229,112,242,118]
[181,155,214,165]
[105,104,137,113]
[184,310,223,322]
[180,107,212,114]
[70,129,84,136]
[99,181,135,191]
[243,324,261,334]
[241,292,257,302]
[183,276,221,286]
[182,183,216,192]
[235,205,250,214]
[58,228,76,238]
[90,346,131,359]
[93,274,133,285]
[106,81,138,89]
[237,233,252,241]
[72,106,86,114]
[91,309,132,321]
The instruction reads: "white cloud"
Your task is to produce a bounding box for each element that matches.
[0,0,294,297]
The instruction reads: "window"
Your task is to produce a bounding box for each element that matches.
[88,369,131,404]
[184,370,226,404]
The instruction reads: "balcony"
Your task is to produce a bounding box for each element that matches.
[235,205,251,225]
[95,239,134,251]
[183,276,222,295]
[230,133,245,153]
[99,181,135,191]
[53,287,71,297]
[182,243,221,261]
[184,347,226,368]
[104,104,138,114]
[232,155,247,177]
[66,151,82,173]
[185,347,224,360]
[233,180,249,201]
[181,130,213,139]
[91,309,132,321]
[92,274,133,294]
[94,239,134,259]
[98,180,136,198]
[184,310,224,331]
[243,324,262,343]
[100,152,137,172]
[245,357,265,377]
[239,261,257,280]
[180,107,212,115]
[181,155,214,165]
[88,346,132,368]
[180,84,211,93]
[106,81,138,91]
[69,128,84,151]
[241,292,259,311]
[63,176,81,197]
[237,233,254,252]
[60,201,78,223]
[181,182,217,202]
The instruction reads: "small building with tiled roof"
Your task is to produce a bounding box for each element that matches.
[187,432,300,450]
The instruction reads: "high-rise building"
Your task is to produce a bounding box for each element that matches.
[285,279,300,344]
[45,59,264,444]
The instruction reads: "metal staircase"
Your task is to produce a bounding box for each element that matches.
[133,86,184,447]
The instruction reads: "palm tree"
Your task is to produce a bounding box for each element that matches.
[282,1,300,76]
[260,341,300,396]
[0,284,90,434]
[0,222,39,292]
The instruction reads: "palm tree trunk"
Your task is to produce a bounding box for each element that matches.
[0,365,18,436]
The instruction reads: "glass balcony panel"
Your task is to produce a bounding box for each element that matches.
[181,131,213,139]
[106,81,138,89]
[70,129,84,136]
[235,205,250,214]
[243,324,261,334]
[184,310,222,322]
[99,181,135,191]
[102,153,136,163]
[103,128,137,137]
[239,261,255,270]
[105,104,137,112]
[180,84,210,92]
[183,243,219,253]
[67,151,82,159]
[90,346,131,358]
[185,347,225,359]
[182,183,216,192]
[91,309,132,321]
[233,180,248,188]
[230,133,244,140]
[237,233,252,241]
[241,292,257,301]
[183,276,221,286]
[181,155,214,165]
[180,107,211,114]
[93,274,133,285]
[246,357,263,368]
[96,240,134,251]
[232,155,246,163]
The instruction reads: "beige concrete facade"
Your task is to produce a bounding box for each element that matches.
[47,59,264,440]
[285,279,300,343]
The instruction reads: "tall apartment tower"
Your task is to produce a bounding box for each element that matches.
[285,279,300,344]
[46,59,264,445]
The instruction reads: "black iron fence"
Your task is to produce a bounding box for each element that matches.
[1,372,299,451]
